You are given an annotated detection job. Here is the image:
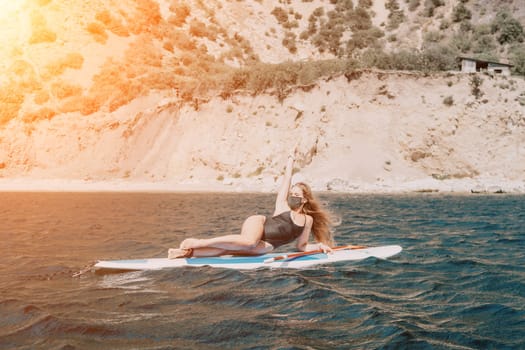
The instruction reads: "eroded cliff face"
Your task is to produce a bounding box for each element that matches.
[0,1,524,192]
[1,70,524,192]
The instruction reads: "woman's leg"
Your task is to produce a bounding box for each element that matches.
[168,239,274,259]
[181,215,266,251]
[188,240,274,257]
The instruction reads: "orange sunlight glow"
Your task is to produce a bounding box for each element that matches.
[0,1,26,85]
[0,1,24,15]
[0,1,26,55]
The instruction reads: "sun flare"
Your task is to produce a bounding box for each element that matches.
[0,0,25,21]
[0,0,27,47]
[0,1,27,74]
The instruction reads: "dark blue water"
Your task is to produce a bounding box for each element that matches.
[1,192,524,349]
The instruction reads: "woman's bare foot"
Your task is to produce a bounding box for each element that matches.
[168,248,193,259]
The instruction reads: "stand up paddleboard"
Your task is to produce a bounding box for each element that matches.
[94,245,402,272]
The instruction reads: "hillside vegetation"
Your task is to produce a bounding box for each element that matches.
[1,0,523,126]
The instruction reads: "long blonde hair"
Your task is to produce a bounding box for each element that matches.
[295,182,334,247]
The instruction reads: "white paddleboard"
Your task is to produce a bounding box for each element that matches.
[94,245,402,271]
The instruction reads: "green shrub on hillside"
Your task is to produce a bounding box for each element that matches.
[349,7,374,31]
[491,10,524,45]
[86,22,107,44]
[271,7,288,25]
[459,20,473,33]
[439,19,450,30]
[420,44,458,70]
[422,0,444,17]
[424,31,443,44]
[497,18,524,45]
[408,0,420,12]
[312,10,346,55]
[45,53,84,78]
[282,32,298,54]
[451,3,471,23]
[470,75,484,99]
[300,7,322,40]
[450,33,471,53]
[443,96,454,106]
[359,44,457,71]
[347,27,384,53]
[189,20,217,40]
[358,0,373,8]
[335,0,354,11]
[359,49,418,70]
[312,6,324,18]
[96,10,130,37]
[470,24,496,55]
[304,3,383,57]
[472,35,496,55]
[510,45,525,75]
[168,2,190,26]
[217,59,357,102]
[385,0,405,30]
[473,23,491,37]
[385,0,399,13]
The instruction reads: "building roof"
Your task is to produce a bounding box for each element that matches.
[458,56,513,67]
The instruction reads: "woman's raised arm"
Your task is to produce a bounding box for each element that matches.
[274,151,296,215]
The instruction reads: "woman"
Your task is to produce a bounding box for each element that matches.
[168,151,334,259]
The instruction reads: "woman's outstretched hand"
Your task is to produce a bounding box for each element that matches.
[289,143,299,159]
[318,243,333,254]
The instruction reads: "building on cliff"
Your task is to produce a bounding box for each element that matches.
[459,56,513,75]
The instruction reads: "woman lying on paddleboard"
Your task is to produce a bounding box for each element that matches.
[168,151,334,258]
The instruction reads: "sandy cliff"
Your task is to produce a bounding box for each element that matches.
[0,0,524,193]
[1,70,524,193]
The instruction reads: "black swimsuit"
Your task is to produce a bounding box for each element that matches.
[262,211,304,248]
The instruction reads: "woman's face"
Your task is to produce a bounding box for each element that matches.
[289,185,304,199]
[288,186,306,210]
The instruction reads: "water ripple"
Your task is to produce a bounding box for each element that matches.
[1,193,525,349]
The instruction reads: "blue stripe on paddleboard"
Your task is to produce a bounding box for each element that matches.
[186,253,326,265]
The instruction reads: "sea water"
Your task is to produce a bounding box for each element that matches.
[0,192,524,349]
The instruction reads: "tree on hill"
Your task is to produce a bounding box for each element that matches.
[491,9,524,45]
[510,45,525,75]
[452,3,471,23]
